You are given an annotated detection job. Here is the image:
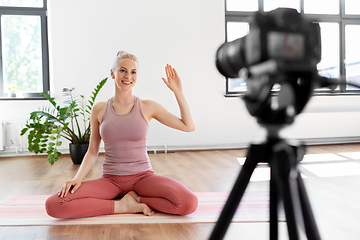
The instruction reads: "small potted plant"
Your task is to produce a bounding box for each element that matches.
[20,77,108,165]
[8,83,17,97]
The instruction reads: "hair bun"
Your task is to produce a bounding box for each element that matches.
[117,51,127,57]
[112,51,139,69]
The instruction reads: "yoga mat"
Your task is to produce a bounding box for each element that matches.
[0,192,281,226]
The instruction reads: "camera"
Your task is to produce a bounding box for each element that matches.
[216,8,323,125]
[211,9,325,239]
[216,8,321,79]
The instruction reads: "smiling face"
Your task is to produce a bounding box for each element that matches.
[111,58,138,92]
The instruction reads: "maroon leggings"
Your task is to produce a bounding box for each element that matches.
[45,170,198,218]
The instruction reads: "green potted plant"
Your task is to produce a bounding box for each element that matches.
[20,77,108,165]
[8,83,17,97]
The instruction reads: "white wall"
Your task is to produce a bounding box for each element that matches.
[0,0,359,154]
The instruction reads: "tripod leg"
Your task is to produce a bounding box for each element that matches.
[209,151,258,240]
[270,169,279,240]
[272,143,303,240]
[297,175,321,240]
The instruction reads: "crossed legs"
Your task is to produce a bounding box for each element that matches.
[45,170,198,218]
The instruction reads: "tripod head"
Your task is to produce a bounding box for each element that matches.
[242,59,318,126]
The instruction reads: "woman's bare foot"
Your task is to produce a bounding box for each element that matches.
[128,190,140,202]
[114,192,154,216]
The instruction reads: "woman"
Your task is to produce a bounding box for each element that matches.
[45,51,198,218]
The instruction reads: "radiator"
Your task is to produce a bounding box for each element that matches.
[1,121,25,154]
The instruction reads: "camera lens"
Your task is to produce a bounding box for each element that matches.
[215,38,245,79]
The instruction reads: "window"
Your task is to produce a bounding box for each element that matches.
[345,25,360,90]
[317,23,339,84]
[264,0,300,12]
[224,0,360,96]
[0,0,49,99]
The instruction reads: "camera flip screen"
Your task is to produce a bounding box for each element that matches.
[267,32,305,59]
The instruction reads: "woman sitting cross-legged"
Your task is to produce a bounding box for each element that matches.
[45,51,198,218]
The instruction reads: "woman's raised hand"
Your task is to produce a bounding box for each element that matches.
[58,178,82,198]
[162,64,183,93]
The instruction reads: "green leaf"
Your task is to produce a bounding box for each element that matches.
[40,93,57,108]
[20,128,28,135]
[48,142,55,147]
[56,141,62,146]
[49,136,56,141]
[48,154,54,165]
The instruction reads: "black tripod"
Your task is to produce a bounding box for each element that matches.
[209,125,321,240]
[209,58,329,239]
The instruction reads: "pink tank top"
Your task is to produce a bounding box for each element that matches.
[99,97,152,175]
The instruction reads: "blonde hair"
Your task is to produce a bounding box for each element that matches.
[112,51,138,70]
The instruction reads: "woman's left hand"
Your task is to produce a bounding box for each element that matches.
[162,64,182,93]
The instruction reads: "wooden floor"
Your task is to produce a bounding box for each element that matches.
[1,143,360,239]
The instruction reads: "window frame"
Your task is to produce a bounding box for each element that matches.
[0,1,49,100]
[224,0,360,97]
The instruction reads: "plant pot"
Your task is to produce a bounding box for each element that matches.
[69,143,89,165]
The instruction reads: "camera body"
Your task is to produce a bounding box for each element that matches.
[216,8,323,125]
[216,8,321,79]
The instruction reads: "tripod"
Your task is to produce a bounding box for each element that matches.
[209,125,321,240]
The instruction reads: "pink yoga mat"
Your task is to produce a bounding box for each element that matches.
[0,192,280,226]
